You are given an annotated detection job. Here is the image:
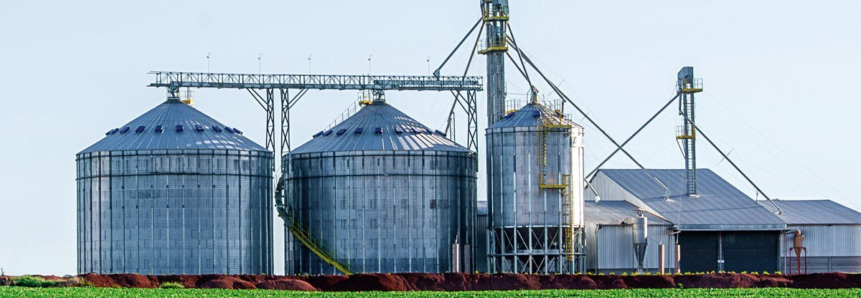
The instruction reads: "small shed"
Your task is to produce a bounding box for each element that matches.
[584,201,674,273]
[760,200,861,273]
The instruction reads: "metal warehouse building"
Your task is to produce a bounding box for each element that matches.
[585,169,788,273]
[759,200,861,273]
[584,201,675,273]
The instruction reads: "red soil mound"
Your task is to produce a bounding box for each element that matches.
[592,275,628,289]
[439,273,492,291]
[256,279,318,291]
[843,273,861,288]
[199,276,256,289]
[790,273,852,289]
[675,273,760,288]
[489,274,540,291]
[622,275,676,288]
[304,275,349,291]
[81,274,156,288]
[399,273,445,291]
[327,274,409,292]
[236,275,268,284]
[73,272,861,290]
[153,275,201,288]
[538,275,599,290]
[758,274,792,288]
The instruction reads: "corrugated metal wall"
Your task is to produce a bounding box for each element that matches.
[486,117,584,274]
[476,213,488,273]
[784,225,861,257]
[586,224,675,273]
[585,172,639,204]
[76,149,274,275]
[287,150,477,274]
[780,224,861,273]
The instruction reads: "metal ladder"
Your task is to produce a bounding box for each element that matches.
[275,176,353,275]
[536,114,575,261]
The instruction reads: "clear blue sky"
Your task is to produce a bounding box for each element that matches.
[1,0,859,275]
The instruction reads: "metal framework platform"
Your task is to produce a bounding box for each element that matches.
[148,71,483,275]
[149,71,482,91]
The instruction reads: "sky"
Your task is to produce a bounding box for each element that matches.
[1,0,859,276]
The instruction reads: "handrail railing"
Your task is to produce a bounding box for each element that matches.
[148,71,483,91]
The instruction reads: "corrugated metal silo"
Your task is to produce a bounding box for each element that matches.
[76,97,274,275]
[486,102,585,273]
[285,98,477,275]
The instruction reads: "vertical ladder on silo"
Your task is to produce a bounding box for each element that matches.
[676,76,703,196]
[275,176,353,275]
[536,113,575,262]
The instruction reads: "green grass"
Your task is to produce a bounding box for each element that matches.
[1,288,860,298]
[8,276,63,288]
[159,281,186,289]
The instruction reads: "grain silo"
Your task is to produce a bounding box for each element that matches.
[486,100,585,274]
[284,97,477,275]
[76,96,274,275]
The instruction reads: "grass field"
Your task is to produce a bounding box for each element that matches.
[1,288,860,298]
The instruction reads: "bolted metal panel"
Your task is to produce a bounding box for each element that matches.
[589,225,675,273]
[592,169,786,230]
[77,100,274,275]
[761,200,861,225]
[285,102,477,274]
[76,149,274,275]
[476,200,489,273]
[81,99,265,153]
[287,151,477,274]
[486,103,585,274]
[584,200,675,273]
[782,225,861,258]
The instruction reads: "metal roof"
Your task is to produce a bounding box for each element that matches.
[291,101,469,154]
[759,200,861,225]
[80,99,267,153]
[596,169,786,230]
[584,201,671,226]
[487,103,582,129]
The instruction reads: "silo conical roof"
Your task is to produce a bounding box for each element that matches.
[80,99,267,153]
[487,103,582,129]
[292,102,468,154]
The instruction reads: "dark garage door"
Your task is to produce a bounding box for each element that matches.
[680,231,779,273]
[679,232,718,273]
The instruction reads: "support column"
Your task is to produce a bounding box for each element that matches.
[480,0,509,126]
[466,90,479,156]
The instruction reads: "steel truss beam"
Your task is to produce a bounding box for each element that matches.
[150,71,482,91]
[149,71,483,274]
[488,226,580,274]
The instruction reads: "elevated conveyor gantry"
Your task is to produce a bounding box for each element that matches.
[148,71,483,275]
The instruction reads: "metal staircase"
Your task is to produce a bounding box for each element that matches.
[536,111,575,262]
[275,176,353,275]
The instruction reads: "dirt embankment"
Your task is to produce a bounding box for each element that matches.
[75,272,857,291]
